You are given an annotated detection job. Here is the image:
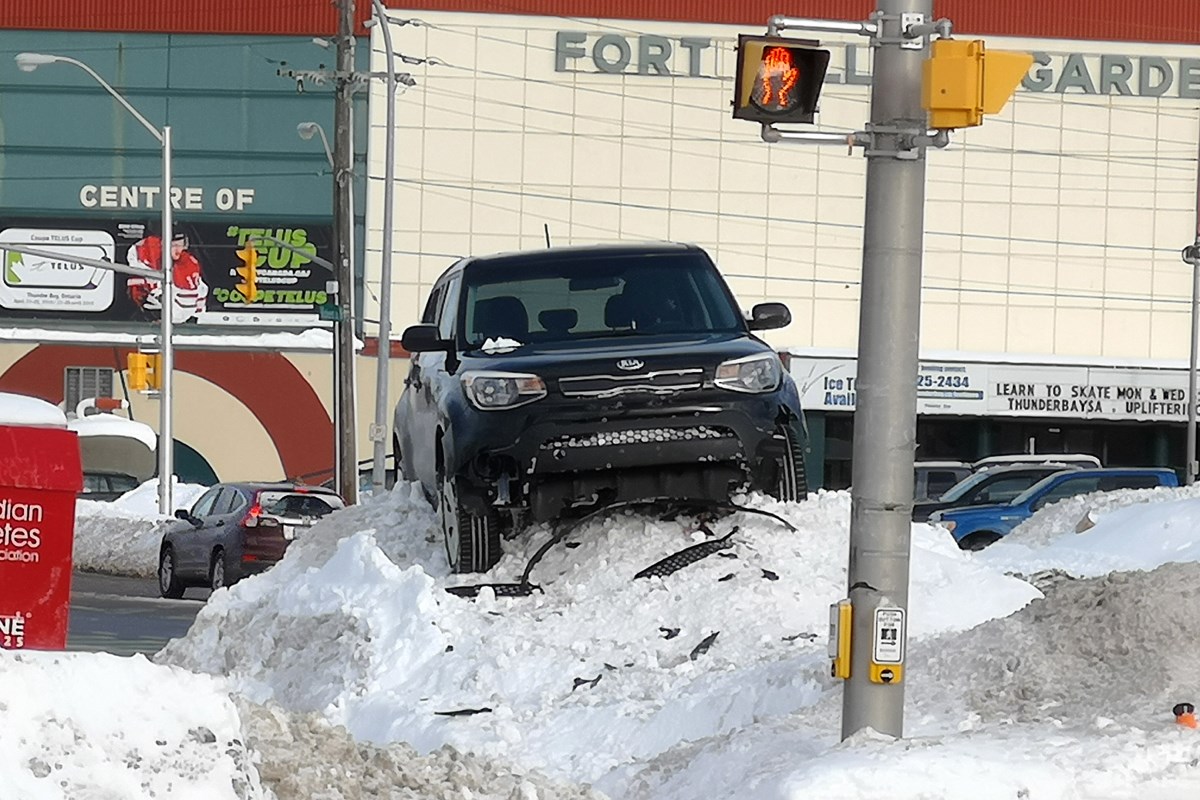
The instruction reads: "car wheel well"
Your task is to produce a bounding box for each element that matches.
[435,427,446,477]
[958,531,1003,551]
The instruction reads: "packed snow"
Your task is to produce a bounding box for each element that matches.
[67,411,158,452]
[15,481,1200,797]
[73,478,209,576]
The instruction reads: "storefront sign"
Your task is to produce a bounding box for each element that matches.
[0,217,333,329]
[79,184,256,212]
[0,424,82,651]
[793,357,1198,422]
[553,32,1200,98]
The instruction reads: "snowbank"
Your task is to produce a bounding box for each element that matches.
[1000,483,1200,549]
[73,479,208,576]
[0,651,265,799]
[159,486,1039,788]
[0,391,66,427]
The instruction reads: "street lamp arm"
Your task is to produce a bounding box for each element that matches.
[52,55,164,142]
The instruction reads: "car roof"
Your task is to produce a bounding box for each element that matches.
[457,242,702,270]
[915,460,970,468]
[214,481,339,495]
[973,453,1101,469]
[974,463,1081,475]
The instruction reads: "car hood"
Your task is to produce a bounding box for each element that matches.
[459,332,772,378]
[933,502,1019,521]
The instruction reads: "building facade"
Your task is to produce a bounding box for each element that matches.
[363,0,1200,486]
[0,8,392,485]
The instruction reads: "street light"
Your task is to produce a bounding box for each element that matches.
[369,0,399,494]
[16,52,176,515]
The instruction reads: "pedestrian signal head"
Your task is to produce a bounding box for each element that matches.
[733,35,830,125]
[235,243,258,304]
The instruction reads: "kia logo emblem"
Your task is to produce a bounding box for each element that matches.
[617,358,644,371]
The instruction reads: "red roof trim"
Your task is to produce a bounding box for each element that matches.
[0,1,1194,46]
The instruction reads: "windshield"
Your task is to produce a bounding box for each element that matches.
[937,471,992,502]
[459,250,744,347]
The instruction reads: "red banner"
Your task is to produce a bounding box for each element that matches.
[0,424,82,650]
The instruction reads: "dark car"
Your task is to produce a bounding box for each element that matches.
[157,482,343,598]
[394,243,807,573]
[930,467,1179,550]
[912,463,1083,522]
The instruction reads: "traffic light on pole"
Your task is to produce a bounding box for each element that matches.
[732,35,831,125]
[235,243,258,303]
[127,353,150,391]
[922,39,1034,129]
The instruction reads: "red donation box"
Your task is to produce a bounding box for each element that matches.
[0,424,82,650]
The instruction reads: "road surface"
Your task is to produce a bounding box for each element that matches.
[67,572,209,656]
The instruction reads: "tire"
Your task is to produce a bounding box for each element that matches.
[773,418,810,502]
[958,531,1003,552]
[209,549,228,591]
[158,546,185,599]
[439,467,502,574]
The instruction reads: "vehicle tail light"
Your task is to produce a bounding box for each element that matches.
[242,553,259,562]
[242,502,263,528]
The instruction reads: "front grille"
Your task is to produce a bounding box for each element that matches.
[540,426,734,450]
[558,368,704,398]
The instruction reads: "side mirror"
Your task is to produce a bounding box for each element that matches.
[174,508,201,527]
[748,302,791,331]
[401,324,448,353]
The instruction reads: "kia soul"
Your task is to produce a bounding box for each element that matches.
[393,243,809,573]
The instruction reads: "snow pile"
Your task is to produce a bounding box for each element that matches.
[159,486,1039,789]
[617,562,1200,799]
[980,492,1200,580]
[68,411,157,452]
[1001,483,1200,549]
[0,651,265,800]
[0,391,66,427]
[74,479,208,576]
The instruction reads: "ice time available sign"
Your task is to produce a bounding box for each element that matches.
[793,358,1200,423]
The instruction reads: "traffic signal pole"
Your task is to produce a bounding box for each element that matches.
[840,0,932,739]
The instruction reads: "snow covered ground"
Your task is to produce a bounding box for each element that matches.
[11,482,1200,797]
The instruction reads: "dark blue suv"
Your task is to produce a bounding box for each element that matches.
[929,468,1179,550]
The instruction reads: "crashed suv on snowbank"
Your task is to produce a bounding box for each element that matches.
[393,243,808,573]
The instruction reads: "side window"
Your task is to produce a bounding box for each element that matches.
[971,475,1037,504]
[214,488,242,515]
[421,284,445,325]
[190,487,222,517]
[1101,475,1163,491]
[925,471,961,500]
[438,275,461,340]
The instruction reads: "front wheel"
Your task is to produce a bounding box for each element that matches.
[773,419,810,502]
[439,468,502,574]
[158,546,185,599]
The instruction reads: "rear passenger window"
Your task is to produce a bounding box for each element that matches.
[1101,475,1163,491]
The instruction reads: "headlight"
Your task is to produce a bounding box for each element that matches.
[714,353,781,393]
[461,371,546,410]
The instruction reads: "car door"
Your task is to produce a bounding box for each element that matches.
[405,273,460,490]
[208,486,249,558]
[185,487,238,574]
[967,471,1052,506]
[1028,474,1102,513]
[174,486,222,577]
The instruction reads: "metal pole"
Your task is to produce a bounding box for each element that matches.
[1187,118,1200,485]
[841,0,931,740]
[370,0,397,493]
[158,125,174,515]
[334,0,359,504]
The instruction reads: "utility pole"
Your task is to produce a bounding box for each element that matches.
[1184,116,1200,485]
[840,0,931,739]
[334,0,359,504]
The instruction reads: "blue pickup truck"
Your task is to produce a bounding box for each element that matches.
[929,467,1179,550]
